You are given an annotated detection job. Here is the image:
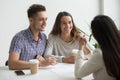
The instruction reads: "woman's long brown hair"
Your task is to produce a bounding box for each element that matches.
[50,11,79,41]
[91,15,120,79]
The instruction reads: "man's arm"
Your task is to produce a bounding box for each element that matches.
[8,52,30,70]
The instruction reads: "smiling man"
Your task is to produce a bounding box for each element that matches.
[8,4,57,70]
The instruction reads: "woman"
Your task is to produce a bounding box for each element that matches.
[75,15,120,80]
[45,11,93,63]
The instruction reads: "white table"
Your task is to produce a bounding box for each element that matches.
[0,63,93,80]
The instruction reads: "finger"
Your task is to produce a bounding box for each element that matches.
[39,56,45,61]
[47,57,57,61]
[51,62,57,65]
[47,59,57,65]
[36,55,41,61]
[50,57,57,61]
[36,55,43,59]
[36,55,40,59]
[79,37,83,42]
[83,38,87,44]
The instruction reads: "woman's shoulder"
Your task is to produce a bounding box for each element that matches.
[94,48,102,53]
[88,48,103,65]
[48,34,59,38]
[91,48,103,60]
[94,48,102,55]
[48,34,59,41]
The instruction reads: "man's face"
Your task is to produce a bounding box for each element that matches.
[30,11,47,31]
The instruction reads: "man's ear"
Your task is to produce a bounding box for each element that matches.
[29,17,33,23]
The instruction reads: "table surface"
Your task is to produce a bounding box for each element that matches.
[0,63,93,80]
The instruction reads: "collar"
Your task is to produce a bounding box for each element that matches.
[26,28,42,42]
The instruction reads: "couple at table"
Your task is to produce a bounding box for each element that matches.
[8,4,92,70]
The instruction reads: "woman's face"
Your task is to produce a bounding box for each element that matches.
[60,16,73,35]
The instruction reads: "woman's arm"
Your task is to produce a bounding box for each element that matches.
[44,35,63,63]
[75,49,102,79]
[78,32,94,58]
[83,44,91,54]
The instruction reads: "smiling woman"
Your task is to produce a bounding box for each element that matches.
[44,11,93,63]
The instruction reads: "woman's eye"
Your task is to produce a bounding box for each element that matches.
[69,21,71,24]
[62,23,66,25]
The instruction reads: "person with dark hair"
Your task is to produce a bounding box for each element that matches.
[44,11,93,63]
[75,15,120,80]
[8,4,57,70]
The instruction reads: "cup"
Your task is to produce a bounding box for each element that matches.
[71,49,79,57]
[29,59,39,74]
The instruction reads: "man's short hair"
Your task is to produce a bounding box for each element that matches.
[27,4,46,18]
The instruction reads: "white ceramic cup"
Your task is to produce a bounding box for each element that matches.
[29,59,39,74]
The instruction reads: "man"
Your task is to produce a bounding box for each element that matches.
[8,4,57,70]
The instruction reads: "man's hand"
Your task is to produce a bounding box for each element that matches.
[46,57,57,65]
[36,55,57,67]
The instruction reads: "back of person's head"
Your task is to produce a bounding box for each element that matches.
[50,11,79,40]
[27,4,46,18]
[91,15,120,79]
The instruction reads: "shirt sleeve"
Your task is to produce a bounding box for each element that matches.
[44,35,63,63]
[75,49,102,79]
[9,35,23,54]
[41,32,47,56]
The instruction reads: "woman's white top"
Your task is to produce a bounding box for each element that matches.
[44,34,79,62]
[75,48,115,80]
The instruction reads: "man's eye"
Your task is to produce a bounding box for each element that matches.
[45,18,47,21]
[39,18,47,21]
[39,18,43,21]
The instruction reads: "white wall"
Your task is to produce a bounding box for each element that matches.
[0,0,119,66]
[104,0,120,29]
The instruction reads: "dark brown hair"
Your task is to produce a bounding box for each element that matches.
[27,4,46,18]
[91,15,120,79]
[50,11,79,40]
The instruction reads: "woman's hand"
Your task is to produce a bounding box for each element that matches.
[79,36,87,50]
[62,55,76,64]
[36,55,57,67]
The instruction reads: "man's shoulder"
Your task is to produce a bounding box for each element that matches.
[13,29,27,40]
